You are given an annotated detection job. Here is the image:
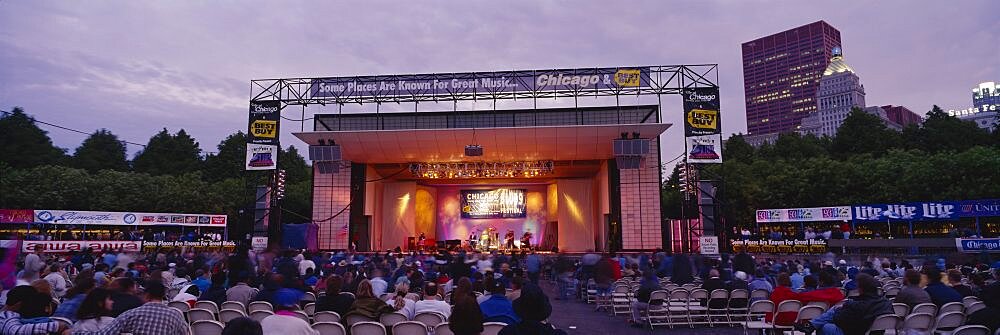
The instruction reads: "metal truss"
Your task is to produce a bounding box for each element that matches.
[250,64,718,105]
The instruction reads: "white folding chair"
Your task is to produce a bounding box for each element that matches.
[951,325,990,335]
[221,301,245,313]
[962,296,981,308]
[892,303,910,318]
[893,313,934,335]
[729,289,750,324]
[965,301,986,315]
[392,321,428,335]
[248,301,273,313]
[610,285,632,316]
[666,289,692,328]
[169,301,191,313]
[304,302,316,316]
[351,321,387,335]
[866,314,901,335]
[645,290,670,329]
[314,311,341,323]
[706,289,730,326]
[312,322,347,335]
[770,300,803,333]
[434,322,455,335]
[912,303,938,317]
[413,311,445,330]
[249,310,273,322]
[191,320,224,335]
[933,312,965,335]
[194,301,219,314]
[188,308,216,322]
[302,291,317,303]
[750,289,770,300]
[939,302,965,315]
[292,310,311,324]
[687,289,711,326]
[218,309,246,323]
[379,312,409,328]
[345,314,376,326]
[482,322,507,335]
[741,300,775,335]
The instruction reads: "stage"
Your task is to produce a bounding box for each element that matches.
[295,105,671,252]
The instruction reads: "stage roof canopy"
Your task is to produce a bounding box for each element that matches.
[293,123,671,163]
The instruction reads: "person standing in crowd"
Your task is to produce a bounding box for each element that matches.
[804,274,892,335]
[1,285,65,334]
[43,264,68,299]
[71,288,116,332]
[894,269,931,307]
[671,254,694,285]
[923,267,962,306]
[525,253,541,285]
[260,289,318,335]
[71,280,189,335]
[315,274,355,316]
[499,284,567,335]
[415,282,451,318]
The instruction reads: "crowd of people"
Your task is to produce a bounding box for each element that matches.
[0,244,567,335]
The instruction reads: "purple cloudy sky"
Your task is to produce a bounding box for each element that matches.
[1,1,997,161]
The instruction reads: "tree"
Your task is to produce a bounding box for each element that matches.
[830,107,899,157]
[279,146,311,184]
[722,134,754,163]
[132,128,202,175]
[72,129,129,172]
[907,105,991,153]
[203,132,248,182]
[0,107,66,168]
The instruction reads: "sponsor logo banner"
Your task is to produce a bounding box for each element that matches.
[246,143,278,171]
[957,199,1000,217]
[683,87,721,136]
[731,239,827,254]
[247,100,281,145]
[23,240,143,253]
[143,241,236,248]
[755,206,852,223]
[0,209,35,223]
[460,188,527,219]
[685,134,723,164]
[955,238,1000,253]
[30,210,225,226]
[853,202,960,221]
[308,68,651,99]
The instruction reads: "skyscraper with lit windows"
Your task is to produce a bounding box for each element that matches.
[742,21,842,138]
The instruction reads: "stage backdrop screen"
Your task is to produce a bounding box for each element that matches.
[461,188,526,219]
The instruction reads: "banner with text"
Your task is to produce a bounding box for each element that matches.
[731,239,828,254]
[683,87,721,137]
[685,134,723,164]
[957,199,1000,217]
[22,240,143,253]
[246,100,280,171]
[853,201,962,221]
[309,68,651,99]
[460,188,527,219]
[29,210,226,226]
[755,206,852,223]
[955,238,1000,253]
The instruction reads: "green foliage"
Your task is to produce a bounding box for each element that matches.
[72,129,129,172]
[903,105,991,152]
[132,128,203,175]
[830,107,899,157]
[203,132,248,182]
[0,107,67,168]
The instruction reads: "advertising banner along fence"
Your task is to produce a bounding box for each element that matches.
[955,238,1000,253]
[755,206,852,223]
[460,188,527,219]
[0,210,228,226]
[731,239,828,254]
[853,201,961,221]
[308,68,651,99]
[13,240,237,253]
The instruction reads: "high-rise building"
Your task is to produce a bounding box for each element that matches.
[798,47,865,138]
[951,82,999,132]
[742,21,842,137]
[973,82,999,110]
[879,105,922,129]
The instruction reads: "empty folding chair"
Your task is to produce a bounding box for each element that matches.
[951,325,990,335]
[414,312,445,331]
[769,300,803,333]
[610,285,632,316]
[434,323,455,335]
[939,302,965,315]
[741,300,775,335]
[912,303,938,317]
[312,322,346,335]
[190,320,224,335]
[729,289,750,324]
[687,289,711,326]
[304,302,316,316]
[666,289,692,328]
[645,290,670,330]
[380,312,409,329]
[292,310,310,324]
[892,303,910,318]
[194,301,219,314]
[865,314,901,335]
[962,296,981,308]
[351,321,387,335]
[188,308,216,322]
[249,310,273,323]
[893,313,934,335]
[220,301,245,313]
[218,309,246,323]
[248,301,273,313]
[169,301,191,313]
[965,301,986,315]
[750,289,770,301]
[706,289,730,326]
[314,311,341,323]
[345,314,377,327]
[933,311,966,335]
[482,322,507,335]
[393,321,428,335]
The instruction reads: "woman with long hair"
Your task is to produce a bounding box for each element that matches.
[315,274,354,316]
[449,295,484,335]
[386,282,415,319]
[451,277,475,304]
[345,279,394,320]
[72,288,115,332]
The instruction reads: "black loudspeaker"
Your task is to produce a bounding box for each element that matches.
[309,145,342,161]
[446,239,461,247]
[436,241,447,249]
[464,145,483,157]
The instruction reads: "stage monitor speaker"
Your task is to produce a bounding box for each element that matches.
[316,161,340,174]
[464,144,483,157]
[436,241,447,249]
[446,239,461,247]
[309,145,342,161]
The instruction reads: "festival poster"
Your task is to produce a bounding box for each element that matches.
[460,189,527,219]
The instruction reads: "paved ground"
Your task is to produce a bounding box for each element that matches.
[539,281,745,335]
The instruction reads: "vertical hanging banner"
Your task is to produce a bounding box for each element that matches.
[246,100,281,170]
[683,87,722,164]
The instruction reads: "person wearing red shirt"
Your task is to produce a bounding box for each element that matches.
[798,271,846,308]
[766,273,799,326]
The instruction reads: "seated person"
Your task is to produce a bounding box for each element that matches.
[806,274,892,335]
[798,271,845,308]
[923,267,961,306]
[479,280,519,325]
[893,269,931,307]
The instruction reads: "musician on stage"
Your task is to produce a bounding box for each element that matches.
[469,229,479,250]
[418,232,426,251]
[480,228,492,251]
[520,230,532,250]
[504,229,515,250]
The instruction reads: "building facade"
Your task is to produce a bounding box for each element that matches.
[742,21,842,136]
[798,47,866,138]
[950,81,999,132]
[973,82,999,110]
[880,105,922,129]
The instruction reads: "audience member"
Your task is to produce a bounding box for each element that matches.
[72,288,116,332]
[315,274,355,316]
[260,288,318,335]
[923,267,962,306]
[71,279,189,335]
